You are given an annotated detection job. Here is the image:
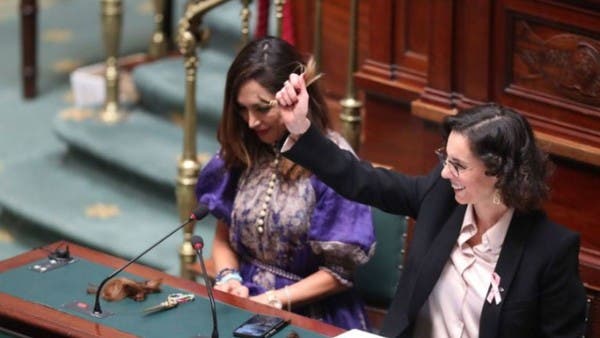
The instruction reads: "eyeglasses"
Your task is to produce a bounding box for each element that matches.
[435,147,469,177]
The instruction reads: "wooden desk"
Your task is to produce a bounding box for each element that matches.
[0,241,344,337]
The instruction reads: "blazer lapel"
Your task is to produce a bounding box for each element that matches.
[381,204,465,338]
[479,212,533,338]
[408,204,466,315]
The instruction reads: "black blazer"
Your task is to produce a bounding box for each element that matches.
[283,126,586,338]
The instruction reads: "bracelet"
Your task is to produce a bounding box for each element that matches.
[215,268,243,285]
[283,286,291,311]
[265,290,282,309]
[215,272,242,285]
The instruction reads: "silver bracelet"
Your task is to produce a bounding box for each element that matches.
[215,271,242,285]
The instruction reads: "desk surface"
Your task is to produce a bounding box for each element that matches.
[0,241,344,338]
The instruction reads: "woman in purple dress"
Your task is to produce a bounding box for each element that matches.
[195,36,375,330]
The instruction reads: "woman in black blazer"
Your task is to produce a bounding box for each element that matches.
[273,73,586,337]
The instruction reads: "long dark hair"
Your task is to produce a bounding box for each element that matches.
[218,36,330,178]
[442,104,552,211]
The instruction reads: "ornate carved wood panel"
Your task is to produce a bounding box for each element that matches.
[494,0,600,165]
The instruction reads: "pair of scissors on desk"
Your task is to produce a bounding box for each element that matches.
[143,293,195,314]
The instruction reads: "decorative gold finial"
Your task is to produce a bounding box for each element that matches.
[99,0,126,124]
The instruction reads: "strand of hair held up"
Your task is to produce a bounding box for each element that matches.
[268,57,322,107]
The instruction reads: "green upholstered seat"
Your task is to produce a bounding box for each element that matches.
[354,208,407,308]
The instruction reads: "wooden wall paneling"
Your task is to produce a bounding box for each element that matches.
[545,157,600,251]
[358,95,440,175]
[453,0,493,108]
[290,1,314,54]
[412,0,456,121]
[354,0,396,97]
[394,0,429,88]
[302,0,369,100]
[400,0,430,70]
[354,0,428,103]
[493,0,600,166]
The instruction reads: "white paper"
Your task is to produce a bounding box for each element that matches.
[70,55,142,107]
[333,329,385,338]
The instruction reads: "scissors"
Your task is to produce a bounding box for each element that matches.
[143,293,195,314]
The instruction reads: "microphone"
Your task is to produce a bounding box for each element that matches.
[91,204,210,317]
[191,235,219,338]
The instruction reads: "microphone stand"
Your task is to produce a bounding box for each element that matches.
[91,205,209,317]
[191,235,218,338]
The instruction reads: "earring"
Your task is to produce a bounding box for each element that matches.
[493,190,502,205]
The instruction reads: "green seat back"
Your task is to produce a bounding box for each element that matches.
[354,208,407,308]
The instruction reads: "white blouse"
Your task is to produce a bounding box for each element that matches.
[413,204,514,338]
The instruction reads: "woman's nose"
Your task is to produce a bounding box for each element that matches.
[247,112,260,128]
[440,162,451,179]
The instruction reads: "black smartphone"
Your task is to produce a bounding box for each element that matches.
[232,314,290,338]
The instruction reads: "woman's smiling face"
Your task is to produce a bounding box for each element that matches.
[237,80,286,144]
[440,131,498,206]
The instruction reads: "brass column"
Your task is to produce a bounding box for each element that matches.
[240,0,251,46]
[176,30,200,280]
[274,0,284,38]
[176,0,231,280]
[149,0,168,58]
[313,0,322,70]
[339,0,362,151]
[100,0,125,123]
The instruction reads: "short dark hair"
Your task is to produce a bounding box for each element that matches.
[218,36,330,173]
[442,103,552,211]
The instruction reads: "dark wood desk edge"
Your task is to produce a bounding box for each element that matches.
[0,241,344,337]
[0,292,132,338]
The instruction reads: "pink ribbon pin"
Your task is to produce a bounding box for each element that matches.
[487,272,502,305]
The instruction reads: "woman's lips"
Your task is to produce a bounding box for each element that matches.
[254,128,269,136]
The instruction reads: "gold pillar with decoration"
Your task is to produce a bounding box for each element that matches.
[274,0,284,37]
[100,0,125,124]
[313,0,322,70]
[240,0,252,46]
[176,0,229,280]
[176,27,200,280]
[339,0,362,151]
[149,0,168,58]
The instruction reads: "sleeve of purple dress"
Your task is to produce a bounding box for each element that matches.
[308,176,376,286]
[195,153,239,225]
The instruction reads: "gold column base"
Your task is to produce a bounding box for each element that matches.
[176,157,200,280]
[339,97,363,151]
[149,32,168,58]
[179,236,197,280]
[98,103,127,124]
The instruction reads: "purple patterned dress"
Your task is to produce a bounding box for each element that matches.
[195,131,375,330]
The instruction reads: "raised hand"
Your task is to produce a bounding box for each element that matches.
[275,73,311,135]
